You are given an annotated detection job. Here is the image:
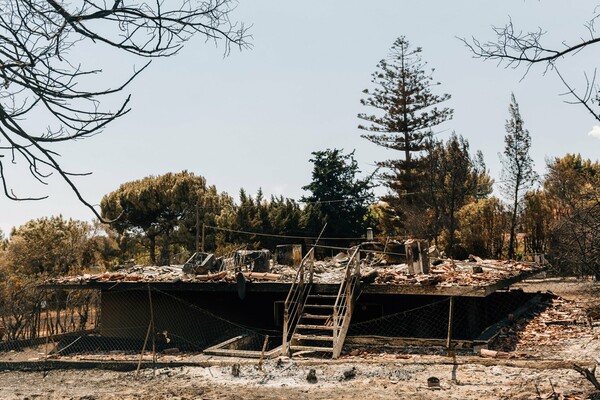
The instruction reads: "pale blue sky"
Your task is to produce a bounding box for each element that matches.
[1,1,599,234]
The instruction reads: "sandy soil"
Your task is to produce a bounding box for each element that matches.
[0,278,598,400]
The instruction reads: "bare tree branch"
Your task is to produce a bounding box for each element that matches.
[573,364,600,391]
[0,0,251,221]
[461,8,600,123]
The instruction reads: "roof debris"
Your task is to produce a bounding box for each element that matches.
[47,250,545,289]
[491,296,593,354]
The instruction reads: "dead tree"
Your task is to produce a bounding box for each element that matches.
[551,198,600,276]
[0,0,250,220]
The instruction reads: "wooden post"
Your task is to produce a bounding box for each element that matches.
[282,307,289,356]
[258,334,269,372]
[44,289,53,358]
[195,203,199,253]
[136,287,154,378]
[136,317,152,377]
[148,286,156,376]
[446,296,455,356]
[201,223,205,253]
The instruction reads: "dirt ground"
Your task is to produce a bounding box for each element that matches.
[0,277,598,400]
[0,359,595,400]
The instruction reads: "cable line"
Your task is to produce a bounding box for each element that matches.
[204,225,365,241]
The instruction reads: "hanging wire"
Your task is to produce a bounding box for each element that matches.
[203,225,367,241]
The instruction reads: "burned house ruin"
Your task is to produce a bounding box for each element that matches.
[42,242,546,359]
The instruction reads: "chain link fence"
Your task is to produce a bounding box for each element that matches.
[0,282,556,366]
[0,288,100,350]
[0,285,275,369]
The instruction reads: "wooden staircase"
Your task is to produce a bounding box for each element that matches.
[289,294,336,354]
[283,246,362,358]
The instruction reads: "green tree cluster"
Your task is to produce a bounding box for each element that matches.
[458,153,600,272]
[101,171,234,265]
[119,150,369,259]
[2,216,115,276]
[456,198,508,259]
[423,134,493,257]
[95,150,374,264]
[225,189,304,250]
[301,149,374,242]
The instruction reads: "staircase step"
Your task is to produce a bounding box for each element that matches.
[303,304,334,309]
[296,324,334,331]
[307,294,338,299]
[290,345,333,353]
[292,334,334,341]
[301,314,331,320]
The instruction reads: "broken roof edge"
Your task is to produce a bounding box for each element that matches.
[39,266,546,298]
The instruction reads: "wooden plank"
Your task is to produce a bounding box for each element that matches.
[301,314,330,320]
[242,272,281,281]
[290,345,333,353]
[203,347,282,359]
[296,324,334,331]
[203,337,282,359]
[307,294,338,299]
[360,284,487,297]
[345,335,474,348]
[292,334,334,341]
[303,304,334,309]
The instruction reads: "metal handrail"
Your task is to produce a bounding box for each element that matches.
[282,247,314,354]
[332,246,361,358]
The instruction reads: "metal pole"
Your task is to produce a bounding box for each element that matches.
[446,296,455,356]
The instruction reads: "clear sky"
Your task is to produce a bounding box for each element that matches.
[1,0,599,235]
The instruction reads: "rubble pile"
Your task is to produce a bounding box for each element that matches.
[48,265,282,285]
[371,258,542,287]
[492,296,593,353]
[48,251,544,289]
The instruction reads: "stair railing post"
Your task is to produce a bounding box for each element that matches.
[354,250,361,277]
[446,296,455,356]
[282,307,289,355]
[345,265,351,311]
[333,305,338,344]
[309,248,314,284]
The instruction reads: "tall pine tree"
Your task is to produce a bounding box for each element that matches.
[358,36,453,234]
[500,94,538,259]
